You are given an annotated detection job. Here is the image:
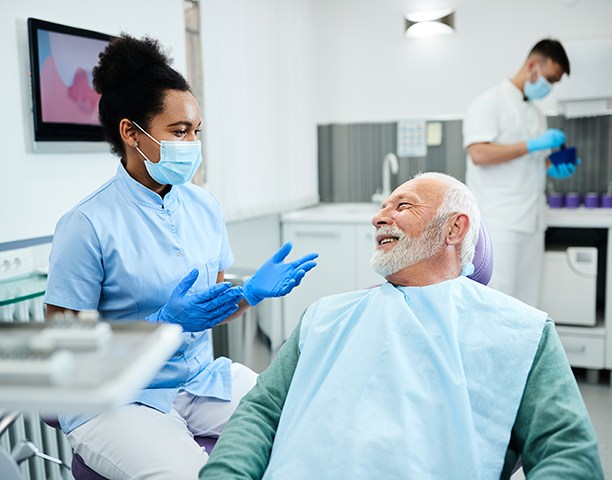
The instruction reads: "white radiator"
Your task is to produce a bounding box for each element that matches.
[0,282,74,480]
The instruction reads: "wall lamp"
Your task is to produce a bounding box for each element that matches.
[405,9,455,38]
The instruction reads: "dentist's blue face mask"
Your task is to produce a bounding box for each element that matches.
[132,121,202,185]
[524,64,553,100]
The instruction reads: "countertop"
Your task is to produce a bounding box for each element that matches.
[281,203,380,224]
[282,203,612,228]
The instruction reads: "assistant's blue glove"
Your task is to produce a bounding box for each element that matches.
[146,269,244,332]
[526,129,566,152]
[243,242,318,306]
[547,159,581,179]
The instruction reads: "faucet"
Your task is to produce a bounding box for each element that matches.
[371,153,399,203]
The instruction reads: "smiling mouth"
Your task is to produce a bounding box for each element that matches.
[377,235,399,246]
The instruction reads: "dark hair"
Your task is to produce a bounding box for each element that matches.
[92,34,191,156]
[529,39,571,76]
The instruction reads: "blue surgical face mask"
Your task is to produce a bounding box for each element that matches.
[132,121,202,185]
[524,65,553,100]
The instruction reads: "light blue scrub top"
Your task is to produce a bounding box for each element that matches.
[44,164,234,433]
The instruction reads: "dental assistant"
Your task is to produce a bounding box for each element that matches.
[463,39,575,307]
[44,34,317,480]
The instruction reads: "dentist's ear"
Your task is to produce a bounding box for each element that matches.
[119,118,138,147]
[446,213,469,246]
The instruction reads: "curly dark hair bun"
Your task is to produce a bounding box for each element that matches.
[93,33,191,157]
[93,34,173,94]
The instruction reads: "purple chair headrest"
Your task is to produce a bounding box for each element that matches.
[467,222,493,285]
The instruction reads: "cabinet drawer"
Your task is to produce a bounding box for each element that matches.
[557,333,605,369]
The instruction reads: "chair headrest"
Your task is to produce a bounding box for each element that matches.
[467,222,493,286]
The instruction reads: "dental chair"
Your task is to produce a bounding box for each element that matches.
[46,223,496,480]
[466,222,493,286]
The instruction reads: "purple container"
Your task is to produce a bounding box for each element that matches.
[549,145,578,166]
[565,192,581,208]
[584,193,600,208]
[602,195,612,208]
[547,193,564,208]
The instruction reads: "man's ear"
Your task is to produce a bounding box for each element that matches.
[446,213,469,246]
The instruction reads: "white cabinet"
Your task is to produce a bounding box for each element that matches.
[545,207,612,370]
[281,204,383,339]
[355,225,385,288]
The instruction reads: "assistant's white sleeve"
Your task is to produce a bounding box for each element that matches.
[462,92,499,149]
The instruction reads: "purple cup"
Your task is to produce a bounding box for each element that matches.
[547,193,564,208]
[584,193,600,208]
[549,145,578,165]
[602,195,612,208]
[565,192,581,208]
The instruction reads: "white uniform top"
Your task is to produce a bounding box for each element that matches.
[463,79,548,233]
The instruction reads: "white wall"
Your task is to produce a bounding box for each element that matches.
[200,0,319,222]
[312,0,612,123]
[1,0,186,244]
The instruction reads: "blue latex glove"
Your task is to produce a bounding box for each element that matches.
[547,159,581,179]
[526,129,566,152]
[243,242,318,306]
[146,269,244,332]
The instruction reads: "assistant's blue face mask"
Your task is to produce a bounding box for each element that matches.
[524,65,552,100]
[133,121,202,185]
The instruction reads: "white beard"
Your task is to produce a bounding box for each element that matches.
[370,219,446,278]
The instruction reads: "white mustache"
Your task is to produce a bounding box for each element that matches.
[374,225,406,241]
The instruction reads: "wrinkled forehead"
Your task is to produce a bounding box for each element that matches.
[391,177,447,207]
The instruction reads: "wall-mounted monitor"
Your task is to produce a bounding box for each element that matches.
[27,18,114,144]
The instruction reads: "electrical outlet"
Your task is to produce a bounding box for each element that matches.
[0,248,34,282]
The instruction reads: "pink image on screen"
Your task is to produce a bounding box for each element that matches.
[39,32,107,125]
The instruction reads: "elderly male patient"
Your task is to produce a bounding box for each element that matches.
[201,172,602,479]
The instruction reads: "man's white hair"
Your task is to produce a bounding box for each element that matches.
[414,172,481,267]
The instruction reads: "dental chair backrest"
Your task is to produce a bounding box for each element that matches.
[466,222,493,286]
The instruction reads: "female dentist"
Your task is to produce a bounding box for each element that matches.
[44,34,317,480]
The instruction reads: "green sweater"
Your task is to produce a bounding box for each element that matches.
[201,320,603,479]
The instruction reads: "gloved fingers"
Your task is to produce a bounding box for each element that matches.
[271,242,293,263]
[209,302,241,328]
[173,269,200,298]
[289,252,319,268]
[290,269,307,287]
[550,128,566,143]
[576,158,582,166]
[290,260,318,275]
[191,282,233,303]
[276,278,298,297]
[195,285,244,313]
[560,163,575,177]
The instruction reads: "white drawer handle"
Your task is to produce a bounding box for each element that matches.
[565,345,586,354]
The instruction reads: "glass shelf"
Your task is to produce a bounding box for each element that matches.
[0,274,47,307]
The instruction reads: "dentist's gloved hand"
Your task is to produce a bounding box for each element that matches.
[243,242,318,306]
[526,129,566,152]
[547,159,581,179]
[146,269,244,332]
